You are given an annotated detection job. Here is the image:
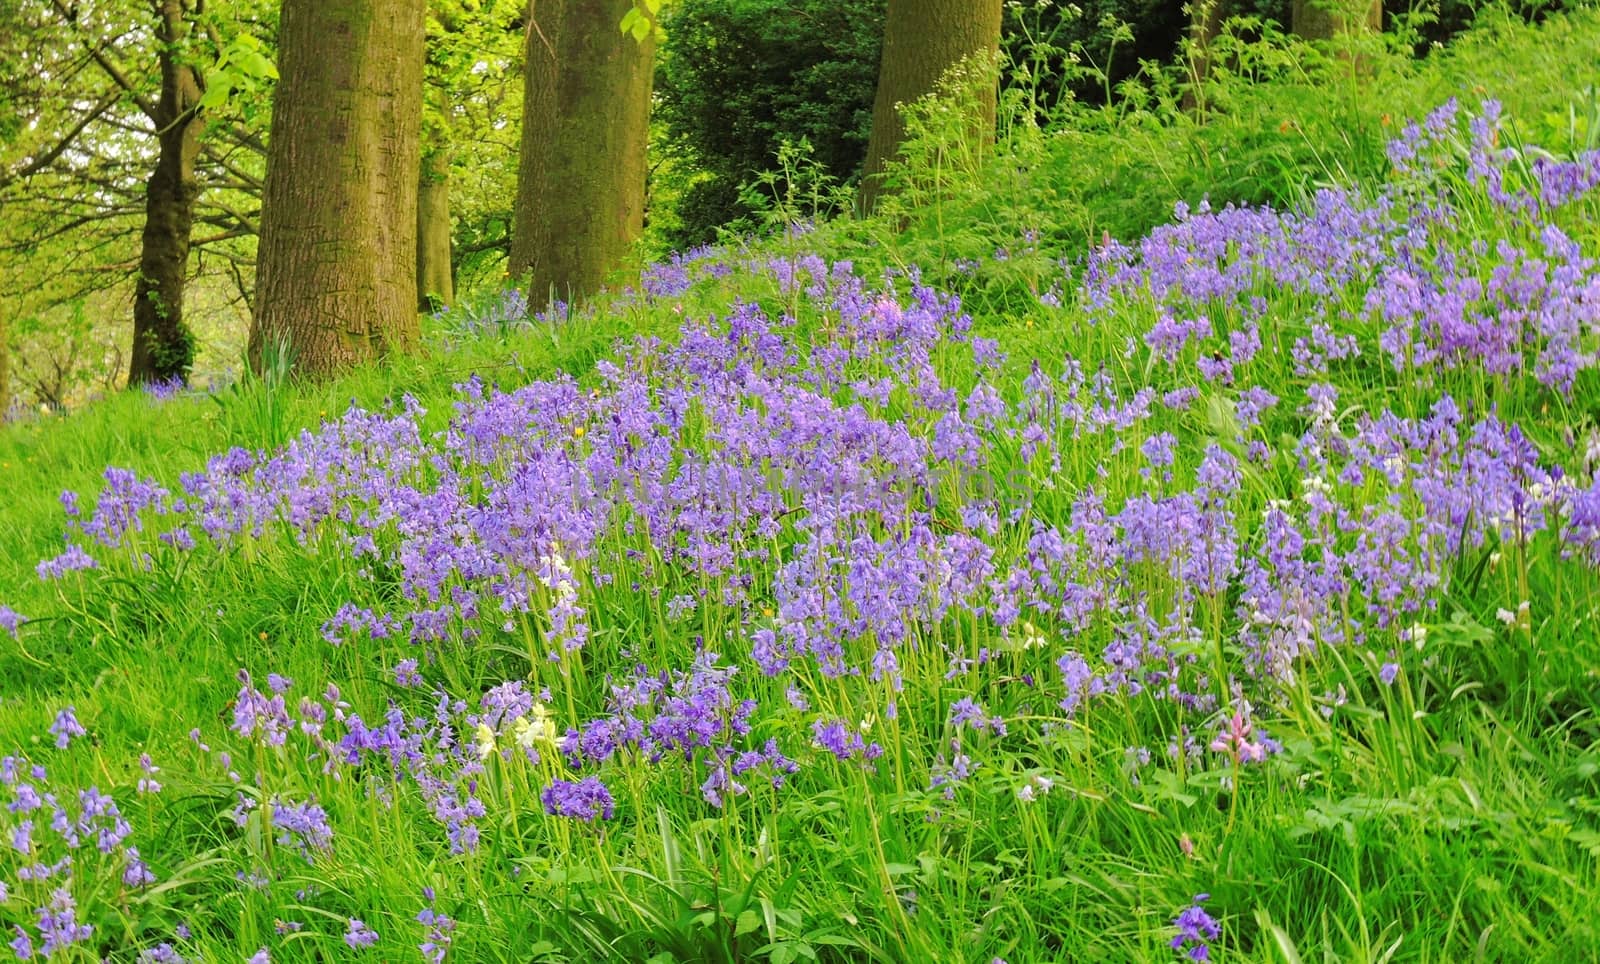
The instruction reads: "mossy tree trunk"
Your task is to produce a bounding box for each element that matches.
[127,0,203,387]
[857,0,1002,215]
[250,0,425,379]
[417,142,454,312]
[1292,0,1381,41]
[511,0,654,312]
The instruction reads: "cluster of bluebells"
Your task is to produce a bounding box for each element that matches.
[2,754,151,958]
[35,125,1600,734]
[0,605,24,639]
[557,654,799,807]
[47,707,85,750]
[540,777,615,822]
[344,918,379,950]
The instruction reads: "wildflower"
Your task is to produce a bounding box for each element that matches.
[1495,600,1530,630]
[540,777,615,822]
[512,706,557,749]
[270,798,333,857]
[36,887,93,954]
[417,906,455,963]
[949,697,1007,737]
[36,545,97,580]
[49,707,86,750]
[344,919,379,950]
[1170,894,1220,961]
[0,605,24,638]
[473,722,496,760]
[810,718,883,763]
[1016,774,1053,802]
[123,848,156,887]
[1015,620,1048,651]
[231,672,291,746]
[1209,701,1270,764]
[137,753,162,794]
[393,659,423,687]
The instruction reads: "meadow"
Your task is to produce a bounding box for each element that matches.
[4,8,1600,963]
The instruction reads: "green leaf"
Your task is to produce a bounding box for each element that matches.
[198,83,230,111]
[237,50,278,81]
[735,910,762,936]
[1204,392,1241,440]
[1150,767,1198,808]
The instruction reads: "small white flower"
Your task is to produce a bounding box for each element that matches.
[1405,623,1428,650]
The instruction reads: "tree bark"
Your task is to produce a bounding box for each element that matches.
[0,311,9,417]
[250,0,425,379]
[417,143,454,312]
[127,0,204,387]
[857,0,1002,215]
[511,0,653,312]
[1292,0,1381,41]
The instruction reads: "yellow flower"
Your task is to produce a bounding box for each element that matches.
[474,722,497,760]
[514,704,558,749]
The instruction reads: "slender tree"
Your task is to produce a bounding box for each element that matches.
[511,0,654,311]
[250,0,425,378]
[43,0,229,387]
[417,141,454,312]
[127,0,206,386]
[857,0,1002,214]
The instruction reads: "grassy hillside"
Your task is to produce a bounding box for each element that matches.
[3,8,1600,963]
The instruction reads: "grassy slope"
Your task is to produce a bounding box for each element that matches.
[3,8,1600,963]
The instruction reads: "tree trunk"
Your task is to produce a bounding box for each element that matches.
[857,0,1002,215]
[1292,0,1381,41]
[127,0,203,387]
[1181,0,1227,115]
[417,144,454,312]
[511,0,653,312]
[0,312,8,417]
[250,0,425,379]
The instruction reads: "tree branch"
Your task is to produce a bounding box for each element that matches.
[0,90,120,189]
[49,0,160,122]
